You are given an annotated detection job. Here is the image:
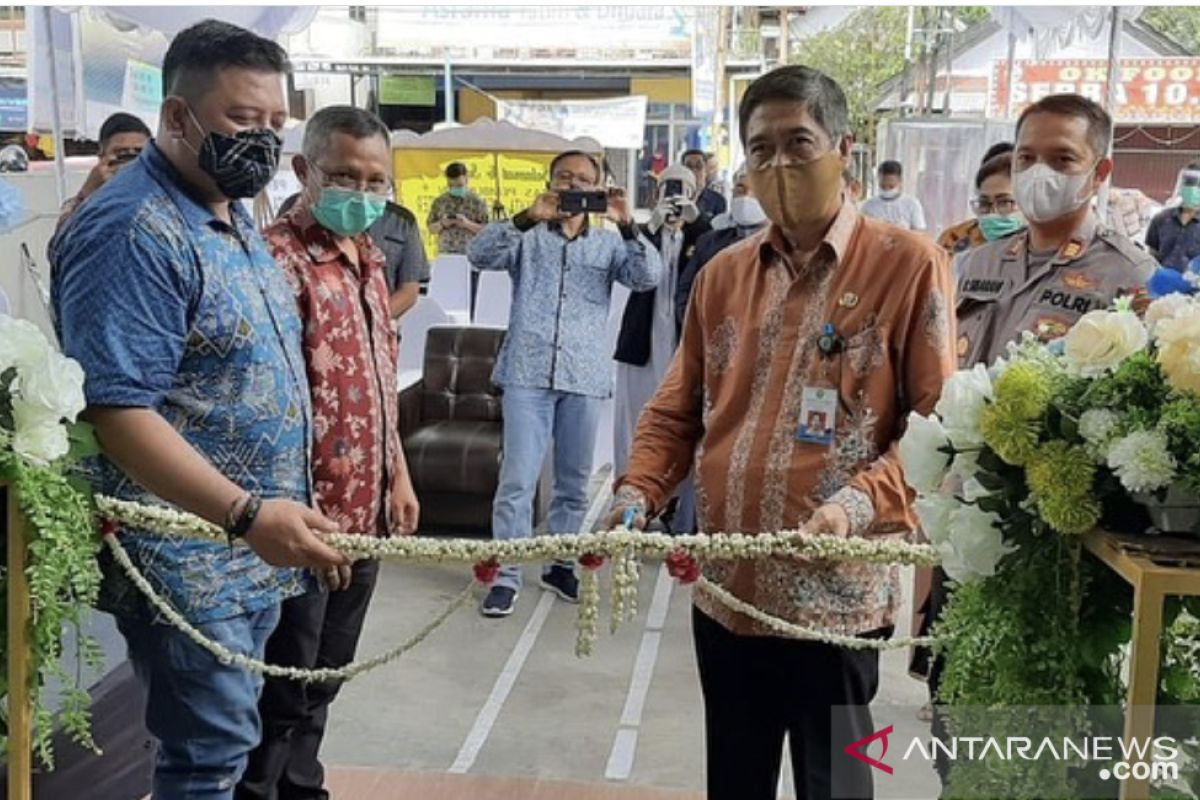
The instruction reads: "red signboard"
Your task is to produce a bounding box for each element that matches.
[990,58,1200,123]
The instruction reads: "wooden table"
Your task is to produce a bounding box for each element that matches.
[1083,530,1200,800]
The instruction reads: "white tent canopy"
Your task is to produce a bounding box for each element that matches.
[389,118,604,154]
[29,7,318,202]
[989,7,1144,60]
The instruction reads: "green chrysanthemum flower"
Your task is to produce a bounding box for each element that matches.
[1036,492,1102,536]
[1025,442,1096,499]
[993,361,1054,420]
[980,400,1041,466]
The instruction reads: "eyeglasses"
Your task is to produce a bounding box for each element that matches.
[552,169,597,188]
[971,197,1018,215]
[312,164,393,197]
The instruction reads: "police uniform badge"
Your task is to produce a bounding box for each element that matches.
[1060,239,1085,261]
[1062,271,1098,291]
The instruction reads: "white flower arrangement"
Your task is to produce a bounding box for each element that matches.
[1105,429,1177,494]
[0,315,87,463]
[1062,308,1148,378]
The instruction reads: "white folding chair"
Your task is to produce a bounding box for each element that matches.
[472,269,513,327]
[427,254,472,323]
[397,296,451,374]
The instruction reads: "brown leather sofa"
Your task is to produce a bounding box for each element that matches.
[399,326,548,536]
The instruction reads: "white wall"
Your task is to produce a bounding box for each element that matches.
[0,167,89,339]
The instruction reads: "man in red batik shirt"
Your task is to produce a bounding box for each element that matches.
[237,106,419,800]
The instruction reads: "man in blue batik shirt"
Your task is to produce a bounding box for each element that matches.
[52,20,348,800]
[468,150,661,618]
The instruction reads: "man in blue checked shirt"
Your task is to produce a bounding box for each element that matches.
[468,150,661,617]
[52,20,348,800]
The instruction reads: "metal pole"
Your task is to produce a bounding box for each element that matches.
[443,53,455,123]
[41,5,67,207]
[900,6,915,116]
[943,8,955,115]
[1097,6,1124,220]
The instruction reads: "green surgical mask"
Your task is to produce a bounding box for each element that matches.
[448,186,468,198]
[1182,186,1200,208]
[312,187,387,237]
[979,213,1026,242]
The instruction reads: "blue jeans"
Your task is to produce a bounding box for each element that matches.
[118,605,281,799]
[493,386,602,590]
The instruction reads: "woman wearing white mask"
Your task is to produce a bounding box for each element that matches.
[676,165,768,326]
[613,165,710,531]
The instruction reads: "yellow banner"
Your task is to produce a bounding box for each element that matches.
[393,149,556,259]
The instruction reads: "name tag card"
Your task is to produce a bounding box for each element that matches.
[796,386,837,445]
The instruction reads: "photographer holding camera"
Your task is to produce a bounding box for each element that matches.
[613,164,710,535]
[59,112,151,226]
[467,150,661,618]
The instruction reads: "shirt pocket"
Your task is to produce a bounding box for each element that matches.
[578,262,612,305]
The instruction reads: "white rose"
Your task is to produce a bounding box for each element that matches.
[935,364,993,447]
[20,352,86,422]
[1156,305,1200,394]
[961,477,991,503]
[941,504,1015,583]
[1146,293,1193,334]
[914,493,959,546]
[1063,310,1148,377]
[898,412,952,494]
[10,398,69,463]
[0,316,53,374]
[948,449,981,484]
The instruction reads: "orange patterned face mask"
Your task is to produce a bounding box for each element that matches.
[747,151,845,231]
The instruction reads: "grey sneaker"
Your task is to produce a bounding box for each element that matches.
[481,585,518,617]
[539,565,580,603]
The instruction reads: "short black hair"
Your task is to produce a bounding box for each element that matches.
[878,160,903,177]
[681,149,706,163]
[99,112,150,147]
[548,149,601,183]
[975,153,1013,190]
[445,162,468,180]
[301,106,389,161]
[163,19,290,101]
[1015,94,1112,160]
[738,64,849,146]
[982,141,1014,164]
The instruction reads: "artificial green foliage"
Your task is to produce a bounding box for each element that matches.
[932,337,1200,798]
[0,446,103,768]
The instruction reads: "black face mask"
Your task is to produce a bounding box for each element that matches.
[185,108,281,199]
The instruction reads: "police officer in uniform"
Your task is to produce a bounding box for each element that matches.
[956,94,1156,368]
[922,93,1156,783]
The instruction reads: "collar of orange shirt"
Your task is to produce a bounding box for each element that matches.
[757,196,858,277]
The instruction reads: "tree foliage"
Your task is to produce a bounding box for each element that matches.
[788,7,989,145]
[1142,6,1200,54]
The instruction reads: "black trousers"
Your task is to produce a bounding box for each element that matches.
[236,559,380,800]
[692,607,884,800]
